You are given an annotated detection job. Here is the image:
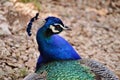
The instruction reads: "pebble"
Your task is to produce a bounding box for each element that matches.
[3,1,13,7]
[25,59,35,68]
[0,22,11,35]
[20,55,28,61]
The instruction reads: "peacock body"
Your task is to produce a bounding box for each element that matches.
[24,13,119,80]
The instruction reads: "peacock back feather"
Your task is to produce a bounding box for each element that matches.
[36,60,95,80]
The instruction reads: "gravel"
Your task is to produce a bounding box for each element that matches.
[0,0,120,79]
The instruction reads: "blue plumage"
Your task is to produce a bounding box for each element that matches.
[36,16,81,70]
[27,13,81,71]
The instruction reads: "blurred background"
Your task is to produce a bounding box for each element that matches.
[0,0,120,79]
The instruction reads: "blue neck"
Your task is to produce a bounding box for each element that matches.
[36,26,81,70]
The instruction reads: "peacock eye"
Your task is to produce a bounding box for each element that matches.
[55,25,60,29]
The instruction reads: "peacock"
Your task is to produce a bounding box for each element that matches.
[24,13,119,80]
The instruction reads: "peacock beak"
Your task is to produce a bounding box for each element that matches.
[63,26,72,31]
[53,24,72,31]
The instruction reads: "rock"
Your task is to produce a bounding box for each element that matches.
[0,68,5,77]
[1,47,11,56]
[25,59,36,68]
[3,1,13,7]
[0,13,11,36]
[20,55,28,62]
[0,14,6,21]
[0,22,11,36]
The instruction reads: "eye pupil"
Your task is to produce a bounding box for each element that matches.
[55,25,60,28]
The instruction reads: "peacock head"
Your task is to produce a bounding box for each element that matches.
[44,16,70,35]
[27,13,71,37]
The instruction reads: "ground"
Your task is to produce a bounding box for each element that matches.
[0,0,120,80]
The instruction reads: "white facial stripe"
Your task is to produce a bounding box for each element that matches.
[50,25,60,33]
[54,24,67,29]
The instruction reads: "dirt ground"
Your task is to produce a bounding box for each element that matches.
[0,0,120,80]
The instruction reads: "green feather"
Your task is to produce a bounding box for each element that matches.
[36,60,95,80]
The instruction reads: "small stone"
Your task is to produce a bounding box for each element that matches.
[25,59,35,68]
[20,55,28,61]
[0,68,5,77]
[1,47,10,56]
[12,53,16,57]
[0,22,11,36]
[15,44,20,48]
[0,14,7,21]
[3,1,13,7]
[5,65,12,71]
